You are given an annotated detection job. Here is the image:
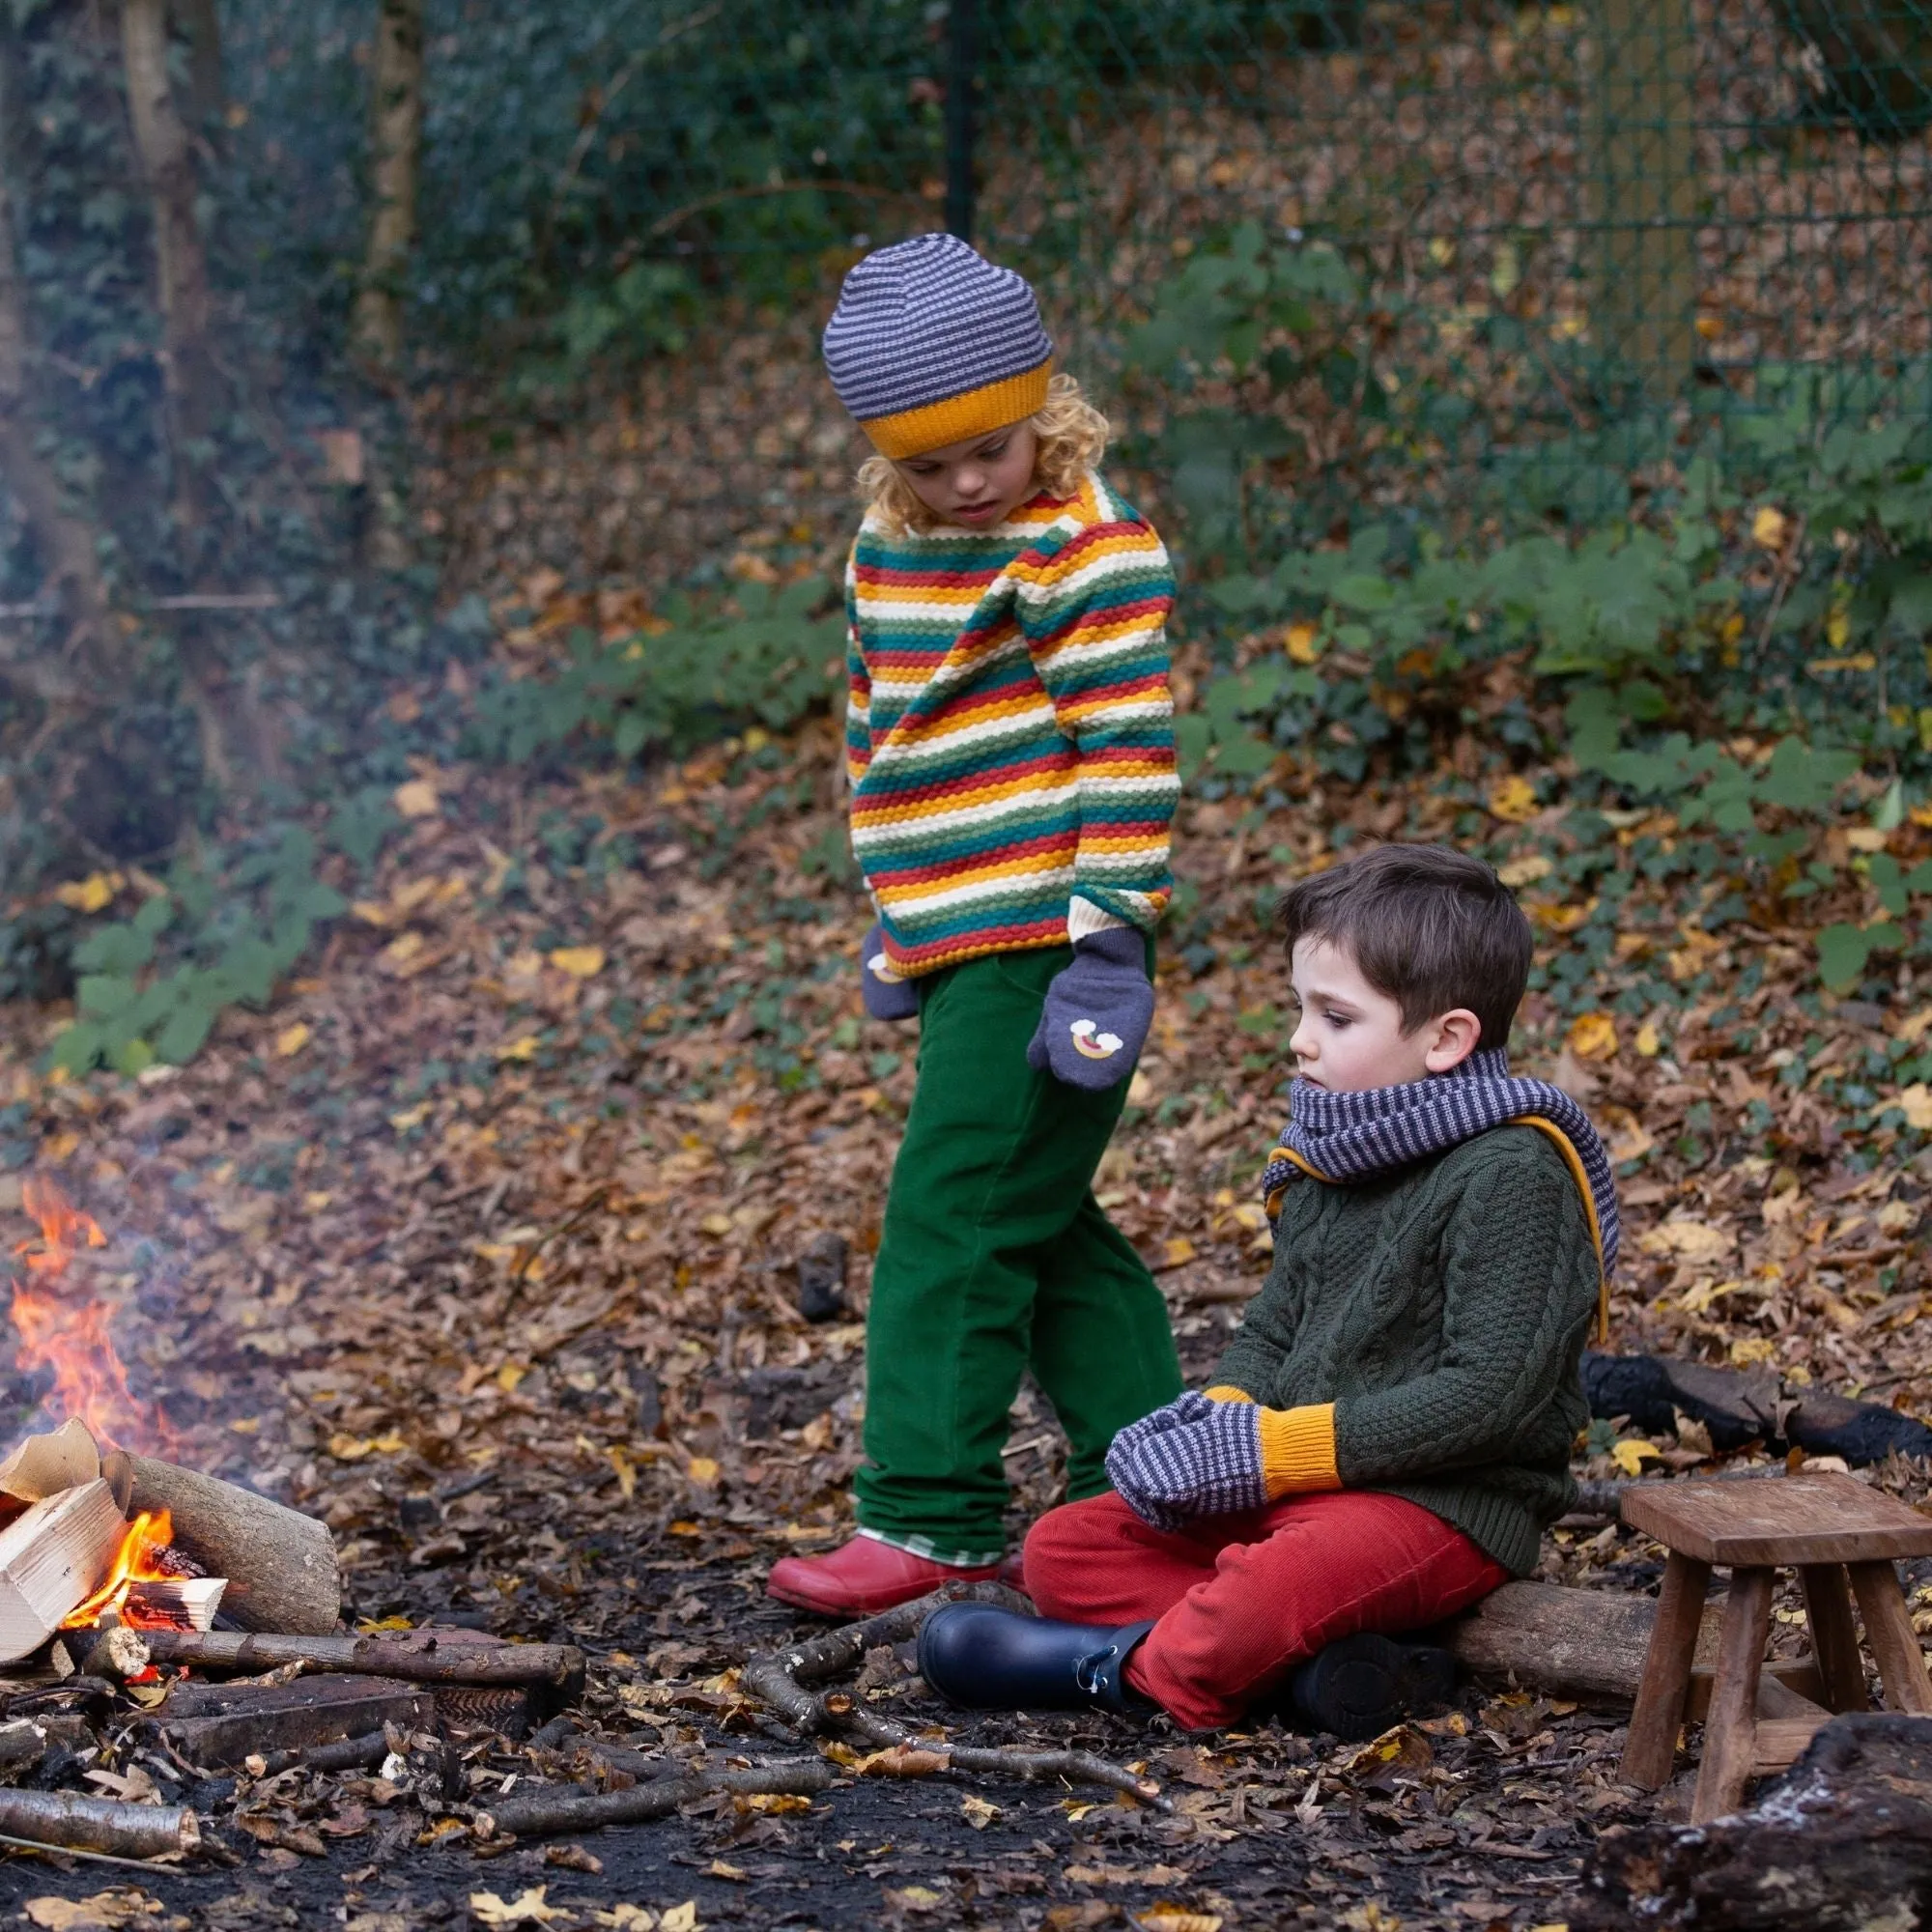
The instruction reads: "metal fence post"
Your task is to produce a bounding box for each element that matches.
[946,0,980,242]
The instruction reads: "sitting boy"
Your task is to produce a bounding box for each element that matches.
[917,843,1617,1738]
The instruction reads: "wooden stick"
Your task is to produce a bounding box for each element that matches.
[476,1760,836,1839]
[743,1584,1168,1810]
[0,1788,199,1859]
[137,1629,584,1690]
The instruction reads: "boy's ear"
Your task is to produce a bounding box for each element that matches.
[1422,1009,1482,1074]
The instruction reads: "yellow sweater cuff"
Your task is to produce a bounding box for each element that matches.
[1258,1402,1341,1496]
[1203,1385,1254,1405]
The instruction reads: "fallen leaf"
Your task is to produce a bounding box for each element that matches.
[960,1793,1000,1830]
[855,1744,951,1776]
[1566,1011,1619,1061]
[1634,1021,1661,1057]
[1487,774,1540,822]
[273,1022,311,1058]
[549,945,606,979]
[393,778,440,819]
[1136,1910,1224,1932]
[705,1861,749,1881]
[493,1035,541,1062]
[543,1844,603,1874]
[1896,1082,1932,1131]
[53,872,121,914]
[1496,852,1552,888]
[1610,1437,1662,1475]
[469,1889,564,1928]
[1637,1218,1733,1263]
[24,1896,166,1931]
[882,1888,946,1914]
[660,1906,704,1932]
[1751,504,1788,549]
[1284,621,1321,664]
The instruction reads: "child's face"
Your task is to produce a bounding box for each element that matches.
[893,420,1040,528]
[1288,936,1481,1093]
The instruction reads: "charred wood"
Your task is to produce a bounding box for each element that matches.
[1577,1713,1932,1929]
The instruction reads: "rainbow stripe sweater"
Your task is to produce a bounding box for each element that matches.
[844,470,1179,977]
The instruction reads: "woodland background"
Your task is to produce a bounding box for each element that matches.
[0,1,1928,1926]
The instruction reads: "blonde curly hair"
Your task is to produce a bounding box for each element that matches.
[855,373,1110,534]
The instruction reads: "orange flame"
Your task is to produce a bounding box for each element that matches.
[62,1508,178,1629]
[10,1177,147,1448]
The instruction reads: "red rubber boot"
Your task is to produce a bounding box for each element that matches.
[766,1534,1002,1616]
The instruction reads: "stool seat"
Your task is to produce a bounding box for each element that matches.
[1620,1471,1932,1568]
[1617,1473,1932,1823]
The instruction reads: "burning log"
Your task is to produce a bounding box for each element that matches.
[133,1627,585,1692]
[475,1760,838,1841]
[0,1787,199,1859]
[0,1480,128,1662]
[100,1449,338,1634]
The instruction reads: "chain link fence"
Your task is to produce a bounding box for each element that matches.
[316,0,1932,582]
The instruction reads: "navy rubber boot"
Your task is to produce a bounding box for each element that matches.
[1289,1632,1458,1741]
[917,1604,1154,1716]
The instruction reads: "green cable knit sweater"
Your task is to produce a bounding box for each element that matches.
[1211,1123,1599,1577]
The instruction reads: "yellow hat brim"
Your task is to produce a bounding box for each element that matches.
[858,360,1053,460]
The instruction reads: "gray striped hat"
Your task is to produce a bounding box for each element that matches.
[822,233,1053,458]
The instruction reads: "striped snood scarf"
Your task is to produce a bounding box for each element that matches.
[1259,1049,1620,1327]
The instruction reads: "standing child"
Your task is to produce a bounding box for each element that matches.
[767,234,1184,1616]
[916,845,1617,1735]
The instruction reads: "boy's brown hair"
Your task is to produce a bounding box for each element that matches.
[1278,842,1534,1050]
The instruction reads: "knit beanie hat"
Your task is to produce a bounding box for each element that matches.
[822,233,1054,460]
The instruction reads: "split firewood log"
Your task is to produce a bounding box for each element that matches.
[1576,1712,1932,1929]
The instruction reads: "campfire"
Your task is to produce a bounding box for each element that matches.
[0,1180,586,1866]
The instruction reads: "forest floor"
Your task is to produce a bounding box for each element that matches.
[3,652,1932,1928]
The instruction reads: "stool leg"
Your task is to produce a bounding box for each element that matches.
[1799,1563,1869,1713]
[1621,1551,1712,1789]
[1691,1566,1774,1826]
[1848,1559,1932,1715]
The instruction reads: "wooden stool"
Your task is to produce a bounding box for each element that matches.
[1618,1472,1932,1822]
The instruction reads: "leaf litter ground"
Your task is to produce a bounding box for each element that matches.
[1,699,1929,1930]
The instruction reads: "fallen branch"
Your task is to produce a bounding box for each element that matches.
[0,1788,199,1859]
[252,1729,392,1778]
[138,1629,584,1691]
[476,1759,836,1839]
[743,1583,1168,1810]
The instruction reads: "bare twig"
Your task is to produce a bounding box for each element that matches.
[475,1758,835,1840]
[645,180,926,242]
[743,1585,1169,1810]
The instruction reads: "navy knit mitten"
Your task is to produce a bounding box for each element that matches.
[861,923,919,1022]
[1106,1392,1265,1528]
[1025,927,1152,1091]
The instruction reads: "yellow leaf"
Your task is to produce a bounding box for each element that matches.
[1637,1218,1732,1263]
[274,1023,311,1058]
[1731,1335,1776,1366]
[960,1794,1000,1830]
[468,1889,564,1928]
[1487,775,1540,822]
[609,1445,637,1500]
[1138,1911,1225,1932]
[1634,1021,1661,1058]
[1610,1438,1661,1475]
[661,1905,703,1932]
[53,871,121,914]
[497,1361,527,1393]
[382,931,425,968]
[1566,1011,1619,1061]
[352,898,393,927]
[1497,853,1552,888]
[1284,622,1321,665]
[1846,827,1889,854]
[881,1888,946,1914]
[1751,504,1788,549]
[1160,1235,1198,1270]
[393,778,440,819]
[1826,610,1851,649]
[1901,1082,1932,1131]
[699,1212,733,1237]
[549,945,606,979]
[686,1455,721,1487]
[328,1433,375,1461]
[388,1103,429,1131]
[493,1035,540,1062]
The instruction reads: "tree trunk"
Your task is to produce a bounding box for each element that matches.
[172,0,226,130]
[0,72,113,699]
[351,0,424,371]
[120,0,218,459]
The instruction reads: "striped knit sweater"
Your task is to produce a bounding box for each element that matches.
[844,469,1179,977]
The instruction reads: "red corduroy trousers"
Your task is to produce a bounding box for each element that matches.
[1023,1488,1509,1731]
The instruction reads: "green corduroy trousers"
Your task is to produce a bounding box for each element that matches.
[854,944,1182,1562]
